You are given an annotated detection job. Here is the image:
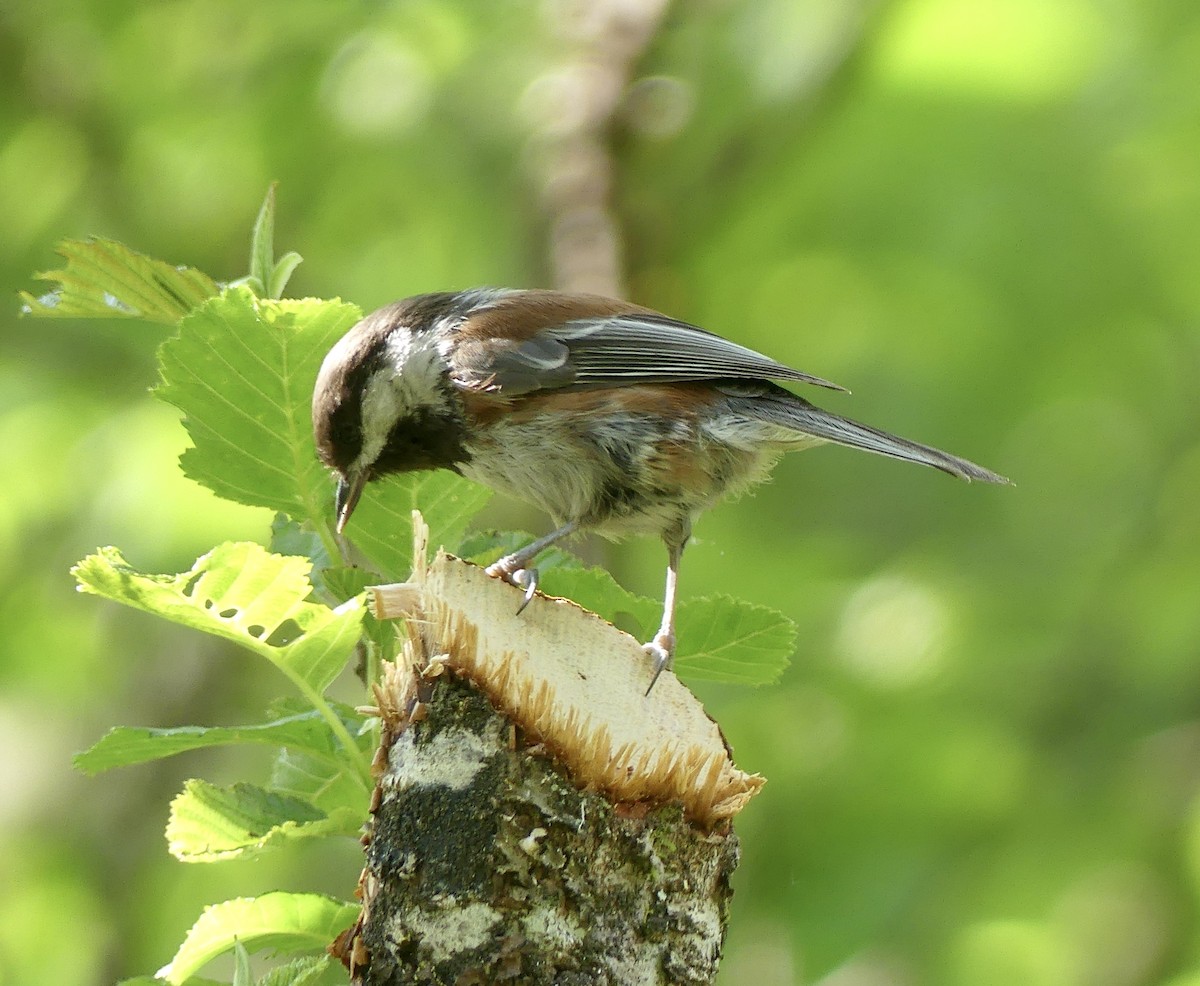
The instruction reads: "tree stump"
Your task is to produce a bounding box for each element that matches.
[336,516,763,985]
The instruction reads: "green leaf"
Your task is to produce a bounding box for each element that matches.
[256,955,337,986]
[158,893,359,985]
[323,565,398,663]
[458,529,583,572]
[248,184,280,295]
[673,595,795,685]
[152,286,490,564]
[73,542,363,694]
[269,514,335,599]
[155,289,360,535]
[343,471,492,580]
[237,183,303,300]
[270,740,371,815]
[19,237,218,323]
[75,706,364,775]
[266,700,376,815]
[232,940,253,986]
[269,252,304,302]
[167,780,362,862]
[119,977,223,986]
[510,562,794,686]
[269,515,331,567]
[536,565,660,633]
[320,566,378,605]
[72,543,371,789]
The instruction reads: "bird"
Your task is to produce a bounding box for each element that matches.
[312,288,1009,693]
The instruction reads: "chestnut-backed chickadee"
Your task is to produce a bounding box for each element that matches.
[312,288,1008,691]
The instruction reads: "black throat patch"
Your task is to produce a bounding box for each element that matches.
[372,397,471,477]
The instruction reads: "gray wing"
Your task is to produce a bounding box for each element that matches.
[452,311,846,395]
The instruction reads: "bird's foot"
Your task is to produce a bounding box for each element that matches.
[642,631,676,696]
[486,559,540,615]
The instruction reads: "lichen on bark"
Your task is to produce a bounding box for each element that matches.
[352,671,740,986]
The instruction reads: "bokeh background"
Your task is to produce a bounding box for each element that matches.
[3,0,1200,984]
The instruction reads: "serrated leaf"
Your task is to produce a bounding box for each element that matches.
[72,542,363,695]
[673,595,795,685]
[265,700,377,813]
[535,565,660,633]
[72,543,371,787]
[343,471,492,580]
[269,515,331,568]
[19,238,218,323]
[157,893,359,985]
[75,706,364,775]
[515,562,793,686]
[167,780,362,862]
[260,698,377,815]
[152,287,490,559]
[155,289,359,529]
[269,514,336,601]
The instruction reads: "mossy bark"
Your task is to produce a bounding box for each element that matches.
[350,671,739,986]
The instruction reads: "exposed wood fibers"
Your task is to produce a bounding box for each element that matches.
[368,512,763,827]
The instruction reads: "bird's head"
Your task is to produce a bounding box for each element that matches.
[311,294,472,532]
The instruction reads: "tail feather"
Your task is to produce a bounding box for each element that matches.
[743,393,1010,484]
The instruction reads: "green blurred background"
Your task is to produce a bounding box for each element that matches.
[3,0,1199,984]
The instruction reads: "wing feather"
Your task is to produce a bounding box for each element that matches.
[451,293,846,395]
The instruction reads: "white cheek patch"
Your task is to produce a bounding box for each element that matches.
[354,331,449,470]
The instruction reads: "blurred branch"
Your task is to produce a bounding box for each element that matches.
[526,0,672,297]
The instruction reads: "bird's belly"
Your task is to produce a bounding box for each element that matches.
[460,420,610,527]
[459,404,777,538]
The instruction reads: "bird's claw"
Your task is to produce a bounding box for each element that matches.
[511,568,539,615]
[642,632,675,696]
[486,560,540,615]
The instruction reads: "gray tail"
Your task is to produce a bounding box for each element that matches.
[750,394,1010,484]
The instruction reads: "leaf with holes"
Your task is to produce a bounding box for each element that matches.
[72,542,364,695]
[155,288,360,530]
[19,237,219,324]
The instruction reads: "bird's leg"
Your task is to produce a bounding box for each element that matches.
[644,524,689,695]
[486,521,578,615]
